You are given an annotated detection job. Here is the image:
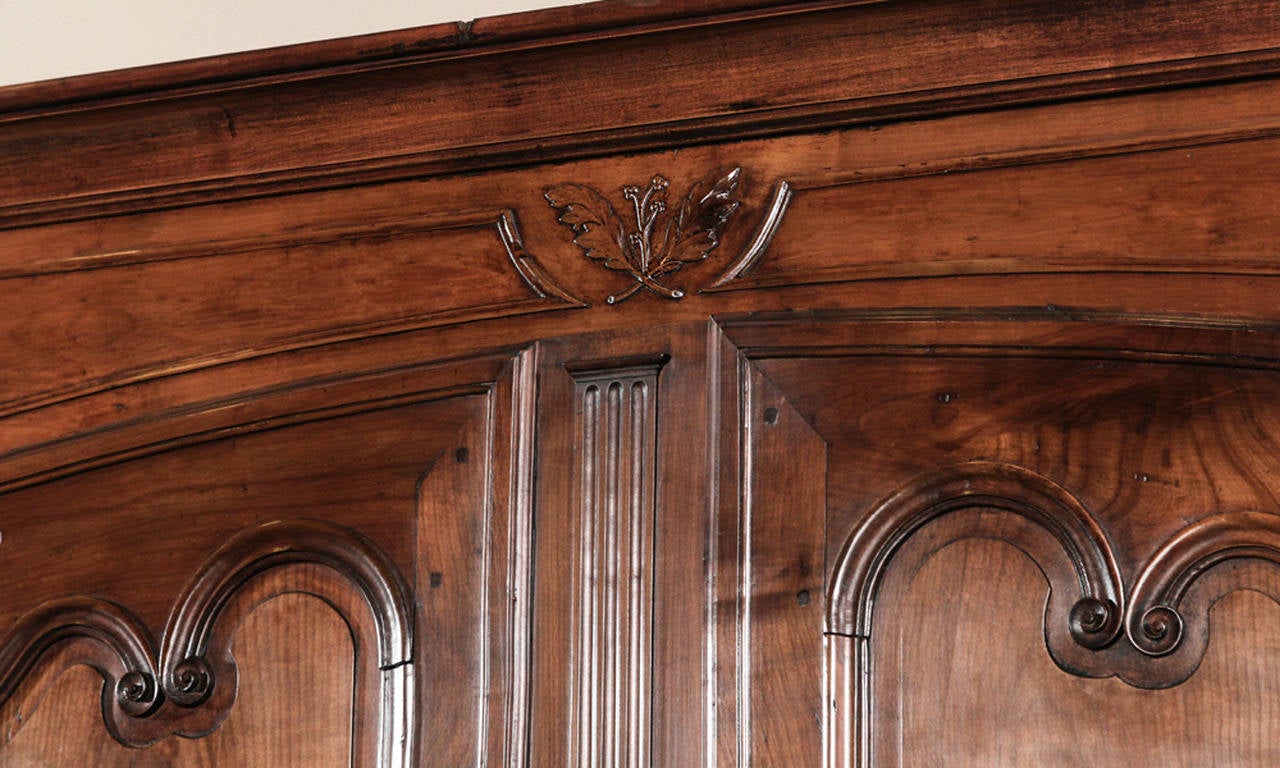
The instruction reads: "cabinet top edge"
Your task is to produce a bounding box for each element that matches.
[0,0,871,115]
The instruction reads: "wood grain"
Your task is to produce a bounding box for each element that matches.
[9,0,1280,764]
[737,363,826,767]
[879,538,1280,766]
[415,351,537,767]
[0,593,354,767]
[5,0,1280,228]
[720,137,1280,289]
[0,205,574,418]
[732,316,1280,761]
[9,72,1280,431]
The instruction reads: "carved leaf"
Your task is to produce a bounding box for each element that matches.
[658,167,741,268]
[544,167,746,303]
[544,184,631,272]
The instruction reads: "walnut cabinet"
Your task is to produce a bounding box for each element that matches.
[5,0,1280,765]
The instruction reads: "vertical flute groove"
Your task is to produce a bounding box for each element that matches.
[567,357,663,768]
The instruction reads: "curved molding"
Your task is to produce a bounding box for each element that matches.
[0,596,160,721]
[1128,510,1280,657]
[0,351,512,496]
[0,208,578,427]
[8,5,1280,231]
[159,518,412,706]
[703,180,792,291]
[496,209,587,307]
[0,519,413,760]
[826,461,1123,651]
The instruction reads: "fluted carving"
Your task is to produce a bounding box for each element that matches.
[563,355,665,768]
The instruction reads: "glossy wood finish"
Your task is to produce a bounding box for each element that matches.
[6,0,1280,765]
[721,315,1280,763]
[3,595,355,767]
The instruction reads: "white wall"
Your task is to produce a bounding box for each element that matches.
[0,0,571,87]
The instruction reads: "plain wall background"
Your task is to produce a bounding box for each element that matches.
[0,0,571,87]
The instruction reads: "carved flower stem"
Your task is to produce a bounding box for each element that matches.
[546,168,736,304]
[608,273,684,304]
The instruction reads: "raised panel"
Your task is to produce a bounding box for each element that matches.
[1,593,355,768]
[879,538,1280,766]
[0,348,536,766]
[416,349,536,767]
[733,361,826,767]
[0,397,474,636]
[720,315,1280,765]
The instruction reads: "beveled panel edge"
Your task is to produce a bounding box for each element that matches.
[411,348,539,767]
[489,347,539,768]
[732,359,829,767]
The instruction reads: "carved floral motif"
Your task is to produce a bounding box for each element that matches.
[545,168,742,304]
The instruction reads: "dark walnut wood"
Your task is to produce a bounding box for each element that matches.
[6,0,1280,765]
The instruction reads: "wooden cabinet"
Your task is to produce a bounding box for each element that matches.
[5,0,1280,764]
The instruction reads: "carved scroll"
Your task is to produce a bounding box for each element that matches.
[158,518,413,766]
[826,461,1123,651]
[0,519,413,765]
[563,355,665,767]
[0,596,159,740]
[160,518,410,705]
[1129,510,1280,658]
[824,462,1124,768]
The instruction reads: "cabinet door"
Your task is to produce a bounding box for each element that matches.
[0,349,536,767]
[722,315,1280,766]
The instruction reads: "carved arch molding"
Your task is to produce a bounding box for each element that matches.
[824,460,1280,763]
[0,518,413,762]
